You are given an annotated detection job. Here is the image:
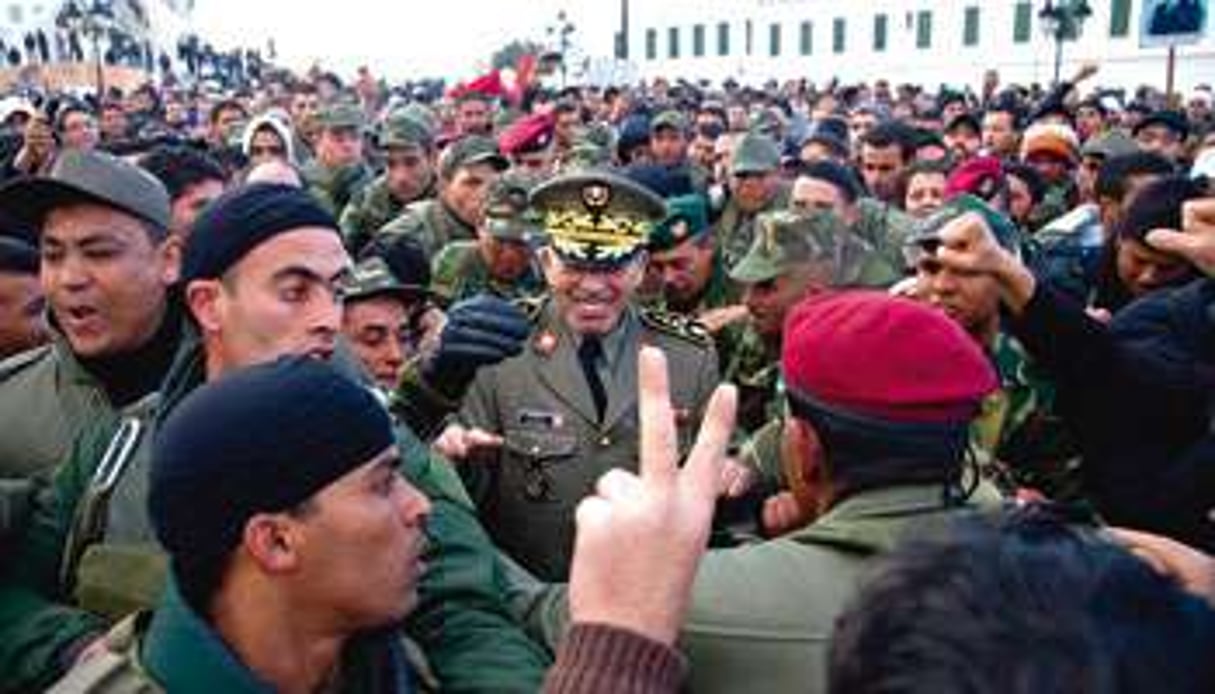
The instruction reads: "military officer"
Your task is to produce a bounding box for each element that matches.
[647,193,740,319]
[301,100,375,218]
[715,132,790,267]
[371,135,509,257]
[340,112,438,255]
[439,170,720,581]
[430,172,546,304]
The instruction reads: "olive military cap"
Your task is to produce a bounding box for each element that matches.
[729,209,849,284]
[0,149,171,235]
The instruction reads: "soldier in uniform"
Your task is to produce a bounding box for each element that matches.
[790,160,910,285]
[371,135,509,257]
[48,358,430,693]
[0,184,551,693]
[725,210,872,435]
[499,112,556,175]
[342,255,435,391]
[438,170,720,581]
[430,172,546,304]
[301,101,375,218]
[647,193,740,319]
[0,151,181,481]
[340,112,438,255]
[715,132,790,266]
[909,198,1081,499]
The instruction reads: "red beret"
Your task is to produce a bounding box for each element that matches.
[499,112,555,157]
[782,290,997,424]
[945,155,1004,201]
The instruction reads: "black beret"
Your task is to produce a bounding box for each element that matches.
[182,183,339,282]
[150,357,395,565]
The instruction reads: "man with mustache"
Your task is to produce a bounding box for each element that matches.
[438,170,720,582]
[0,151,182,481]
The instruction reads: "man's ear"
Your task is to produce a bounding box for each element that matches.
[242,513,303,574]
[186,279,224,335]
[537,246,559,285]
[781,416,830,517]
[157,234,183,285]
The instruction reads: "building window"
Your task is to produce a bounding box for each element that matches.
[646,28,657,60]
[963,6,981,46]
[615,31,627,60]
[1110,0,1132,37]
[800,21,813,55]
[874,13,888,51]
[8,4,22,23]
[770,22,781,56]
[693,24,706,56]
[915,10,933,49]
[717,22,730,56]
[1013,2,1032,43]
[833,18,846,53]
[668,26,680,59]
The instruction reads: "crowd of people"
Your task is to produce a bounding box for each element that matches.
[0,56,1214,692]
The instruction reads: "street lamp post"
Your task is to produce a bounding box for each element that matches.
[58,0,116,98]
[546,10,576,87]
[1038,0,1093,86]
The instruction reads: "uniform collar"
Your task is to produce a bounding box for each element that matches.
[785,484,978,555]
[142,578,277,694]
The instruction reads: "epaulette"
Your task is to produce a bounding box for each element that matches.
[512,295,549,324]
[0,344,53,381]
[639,307,713,347]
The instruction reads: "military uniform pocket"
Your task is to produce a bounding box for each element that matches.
[502,428,579,503]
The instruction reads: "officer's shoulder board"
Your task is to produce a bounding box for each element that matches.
[0,344,53,383]
[639,307,713,348]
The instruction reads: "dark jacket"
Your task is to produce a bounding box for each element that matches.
[1008,279,1215,549]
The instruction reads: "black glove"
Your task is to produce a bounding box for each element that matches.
[421,294,532,401]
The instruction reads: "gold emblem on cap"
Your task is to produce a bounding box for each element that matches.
[581,182,612,213]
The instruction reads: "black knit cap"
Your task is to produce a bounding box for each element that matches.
[1117,175,1206,243]
[149,356,395,564]
[182,183,339,282]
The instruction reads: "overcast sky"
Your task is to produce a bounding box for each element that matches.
[189,0,614,81]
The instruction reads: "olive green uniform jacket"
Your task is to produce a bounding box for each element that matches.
[302,160,375,219]
[513,484,983,694]
[0,330,120,481]
[340,174,437,256]
[0,324,551,693]
[458,301,719,581]
[376,199,476,257]
[47,578,414,693]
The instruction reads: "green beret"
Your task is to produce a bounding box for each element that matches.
[649,194,710,252]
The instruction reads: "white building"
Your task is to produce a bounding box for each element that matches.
[0,0,192,58]
[612,0,1214,92]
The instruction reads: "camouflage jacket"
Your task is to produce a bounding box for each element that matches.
[375,199,477,257]
[341,174,437,256]
[302,160,375,218]
[972,332,1082,500]
[715,183,791,268]
[430,241,546,305]
[722,324,782,435]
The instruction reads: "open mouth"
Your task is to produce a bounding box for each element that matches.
[61,305,101,331]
